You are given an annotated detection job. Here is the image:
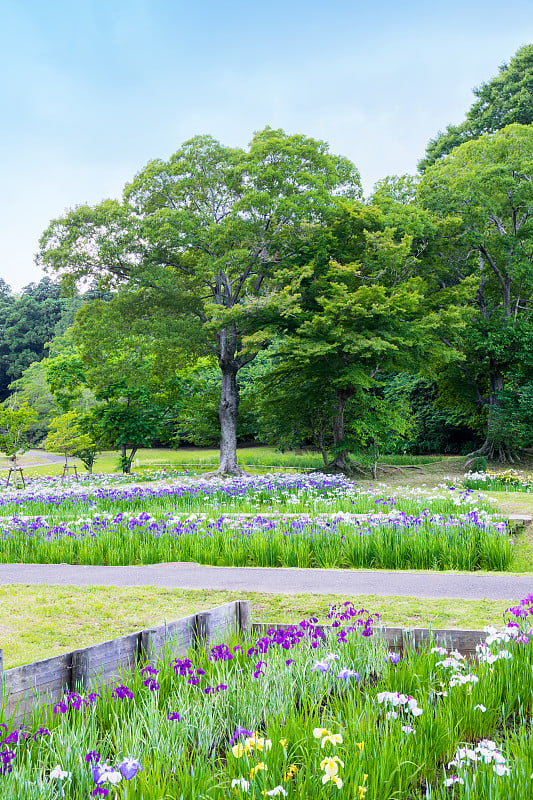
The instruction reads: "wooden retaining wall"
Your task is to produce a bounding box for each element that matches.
[0,600,250,724]
[252,623,487,656]
[1,605,488,724]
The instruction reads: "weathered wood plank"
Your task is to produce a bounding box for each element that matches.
[1,603,243,719]
[203,601,239,643]
[251,622,486,654]
[3,652,73,722]
[380,627,404,650]
[141,615,197,664]
[403,628,486,653]
[70,633,140,690]
[508,514,532,527]
[238,601,252,637]
[4,653,72,697]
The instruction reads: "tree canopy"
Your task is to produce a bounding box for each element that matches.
[418,123,533,460]
[419,45,533,172]
[38,128,361,474]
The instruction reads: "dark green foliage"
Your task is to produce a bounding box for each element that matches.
[418,124,533,460]
[470,456,488,472]
[0,278,63,400]
[175,356,265,447]
[384,375,481,455]
[0,278,94,402]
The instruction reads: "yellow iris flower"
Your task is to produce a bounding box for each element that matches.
[250,762,268,778]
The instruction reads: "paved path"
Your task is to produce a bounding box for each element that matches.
[1,562,531,600]
[0,450,65,470]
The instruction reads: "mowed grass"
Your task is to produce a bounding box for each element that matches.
[1,446,446,478]
[0,585,512,669]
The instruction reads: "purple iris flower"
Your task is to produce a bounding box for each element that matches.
[337,668,361,681]
[111,685,134,700]
[33,727,50,741]
[387,652,401,665]
[229,726,254,746]
[93,762,122,785]
[118,757,144,780]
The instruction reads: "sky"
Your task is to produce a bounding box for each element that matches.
[1,0,532,291]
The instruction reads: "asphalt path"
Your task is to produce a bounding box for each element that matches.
[0,449,65,469]
[1,562,531,600]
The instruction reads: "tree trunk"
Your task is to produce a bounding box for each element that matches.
[469,261,517,464]
[217,361,244,475]
[329,390,353,472]
[211,324,246,477]
[120,443,134,474]
[467,363,517,463]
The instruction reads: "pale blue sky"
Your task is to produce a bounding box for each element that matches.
[1,0,532,290]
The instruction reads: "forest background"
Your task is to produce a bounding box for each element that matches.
[1,45,533,475]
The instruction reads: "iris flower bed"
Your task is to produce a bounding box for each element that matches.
[0,509,512,571]
[463,470,533,493]
[2,599,533,799]
[0,474,510,571]
[0,473,493,518]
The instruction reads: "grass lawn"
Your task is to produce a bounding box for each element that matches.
[2,446,449,477]
[0,585,513,669]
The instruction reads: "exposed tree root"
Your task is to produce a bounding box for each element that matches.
[465,438,519,466]
[202,467,249,480]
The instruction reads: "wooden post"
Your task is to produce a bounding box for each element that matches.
[62,464,79,484]
[140,630,154,665]
[238,601,252,637]
[71,649,91,691]
[6,468,25,488]
[194,612,212,650]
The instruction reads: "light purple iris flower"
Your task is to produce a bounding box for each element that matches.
[93,763,122,785]
[118,757,144,780]
[337,668,361,681]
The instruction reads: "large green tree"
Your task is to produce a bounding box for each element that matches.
[418,123,533,460]
[38,129,361,474]
[249,200,434,471]
[419,45,533,172]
